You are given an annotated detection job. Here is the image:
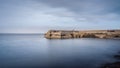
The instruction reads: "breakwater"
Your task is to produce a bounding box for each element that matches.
[45,30,120,39]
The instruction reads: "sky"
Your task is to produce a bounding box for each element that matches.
[0,0,120,33]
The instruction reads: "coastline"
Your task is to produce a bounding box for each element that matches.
[44,30,120,39]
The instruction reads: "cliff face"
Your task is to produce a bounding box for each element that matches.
[45,30,120,39]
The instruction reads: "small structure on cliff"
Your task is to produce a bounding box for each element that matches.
[45,30,120,39]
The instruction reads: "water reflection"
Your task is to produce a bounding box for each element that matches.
[0,34,120,68]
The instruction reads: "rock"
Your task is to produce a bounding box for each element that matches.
[44,30,120,39]
[82,33,97,38]
[101,62,120,68]
[114,55,120,60]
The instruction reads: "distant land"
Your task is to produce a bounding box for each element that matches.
[0,33,44,35]
[45,29,120,39]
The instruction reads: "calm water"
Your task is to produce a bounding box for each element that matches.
[0,34,120,68]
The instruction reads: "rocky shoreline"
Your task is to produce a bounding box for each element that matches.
[101,52,120,68]
[45,30,120,39]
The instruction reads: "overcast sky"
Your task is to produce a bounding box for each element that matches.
[0,0,120,33]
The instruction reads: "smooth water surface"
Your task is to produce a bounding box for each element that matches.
[0,34,120,68]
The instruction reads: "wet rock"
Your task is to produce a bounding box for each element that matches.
[114,55,120,60]
[101,62,120,68]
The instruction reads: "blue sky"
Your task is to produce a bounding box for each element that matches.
[0,0,120,33]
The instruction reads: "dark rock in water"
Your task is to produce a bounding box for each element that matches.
[118,52,120,54]
[114,55,120,60]
[101,62,120,68]
[101,53,120,68]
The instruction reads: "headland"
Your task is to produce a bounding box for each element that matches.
[45,30,120,39]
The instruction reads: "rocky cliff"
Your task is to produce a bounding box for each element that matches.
[45,30,120,39]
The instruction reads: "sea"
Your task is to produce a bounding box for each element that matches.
[0,34,120,68]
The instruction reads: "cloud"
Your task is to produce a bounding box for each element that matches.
[0,0,120,33]
[34,0,120,25]
[38,0,120,13]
